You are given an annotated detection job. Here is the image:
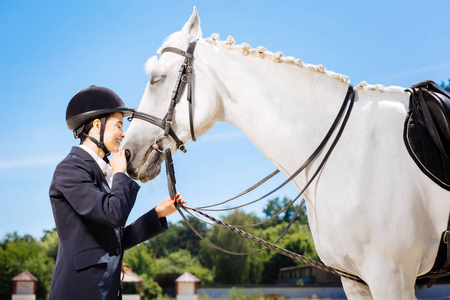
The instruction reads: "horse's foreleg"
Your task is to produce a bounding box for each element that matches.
[341,259,418,299]
[341,277,373,300]
[353,259,417,300]
[366,274,416,299]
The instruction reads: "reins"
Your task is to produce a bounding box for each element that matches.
[177,198,364,283]
[129,41,364,284]
[161,86,363,283]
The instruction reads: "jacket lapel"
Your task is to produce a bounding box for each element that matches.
[70,147,111,193]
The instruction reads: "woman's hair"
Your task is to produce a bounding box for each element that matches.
[79,114,110,144]
[79,120,93,144]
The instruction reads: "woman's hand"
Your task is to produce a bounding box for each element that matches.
[110,149,127,174]
[155,193,185,218]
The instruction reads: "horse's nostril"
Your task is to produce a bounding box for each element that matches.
[124,149,131,161]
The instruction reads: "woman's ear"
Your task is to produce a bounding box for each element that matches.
[92,119,101,134]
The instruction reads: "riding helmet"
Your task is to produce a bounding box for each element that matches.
[66,85,134,137]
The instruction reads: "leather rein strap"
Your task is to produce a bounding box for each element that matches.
[128,41,362,283]
[174,85,355,231]
[168,86,363,283]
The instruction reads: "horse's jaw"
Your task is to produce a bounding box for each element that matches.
[126,148,164,183]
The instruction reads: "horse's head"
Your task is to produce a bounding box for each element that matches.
[124,7,223,182]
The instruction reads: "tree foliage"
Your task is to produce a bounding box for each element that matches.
[0,196,318,299]
[4,79,450,298]
[0,232,55,300]
[441,79,450,92]
[124,244,159,278]
[262,197,307,227]
[199,210,265,285]
[157,249,213,284]
[258,224,318,283]
[145,216,207,257]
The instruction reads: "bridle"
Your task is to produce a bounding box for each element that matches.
[127,40,363,282]
[128,41,198,154]
[128,38,357,221]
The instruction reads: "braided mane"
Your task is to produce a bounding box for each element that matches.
[205,33,350,84]
[204,33,391,91]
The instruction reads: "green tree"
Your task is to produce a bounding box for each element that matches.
[259,224,318,283]
[40,228,59,261]
[157,249,213,284]
[123,243,166,299]
[262,197,308,228]
[263,198,283,224]
[441,79,450,92]
[140,273,162,299]
[199,210,264,284]
[121,273,162,300]
[0,232,55,300]
[145,216,207,257]
[0,194,321,299]
[124,244,159,278]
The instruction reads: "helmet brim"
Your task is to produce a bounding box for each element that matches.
[67,107,135,131]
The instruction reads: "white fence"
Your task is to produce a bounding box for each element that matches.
[122,295,140,300]
[11,296,35,300]
[199,286,346,299]
[199,284,450,299]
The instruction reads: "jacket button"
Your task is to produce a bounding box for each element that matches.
[116,248,120,255]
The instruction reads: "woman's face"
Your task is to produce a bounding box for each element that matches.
[103,112,125,153]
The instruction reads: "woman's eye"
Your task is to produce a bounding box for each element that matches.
[150,75,166,85]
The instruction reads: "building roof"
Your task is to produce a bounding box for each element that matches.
[12,271,38,282]
[175,272,200,282]
[121,270,143,283]
[279,265,312,272]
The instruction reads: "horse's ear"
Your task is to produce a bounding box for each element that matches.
[181,6,202,42]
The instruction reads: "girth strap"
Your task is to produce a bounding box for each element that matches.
[419,216,450,288]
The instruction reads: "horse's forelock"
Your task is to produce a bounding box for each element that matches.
[144,55,158,74]
[156,32,180,55]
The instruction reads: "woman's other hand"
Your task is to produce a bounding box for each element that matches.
[110,149,127,174]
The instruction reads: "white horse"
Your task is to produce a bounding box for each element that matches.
[124,8,450,299]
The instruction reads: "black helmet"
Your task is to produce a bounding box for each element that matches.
[66,86,135,161]
[66,85,134,135]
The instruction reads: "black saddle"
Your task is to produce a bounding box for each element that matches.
[404,80,450,287]
[404,80,450,190]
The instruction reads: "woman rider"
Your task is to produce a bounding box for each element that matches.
[49,86,183,299]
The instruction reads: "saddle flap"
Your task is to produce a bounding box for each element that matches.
[426,91,450,140]
[409,80,450,159]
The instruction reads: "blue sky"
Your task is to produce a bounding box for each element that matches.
[1,1,449,239]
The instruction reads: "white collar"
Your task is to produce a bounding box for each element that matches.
[79,145,113,187]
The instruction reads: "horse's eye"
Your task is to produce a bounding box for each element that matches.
[150,75,166,85]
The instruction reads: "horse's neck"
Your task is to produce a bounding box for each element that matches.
[204,45,350,178]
